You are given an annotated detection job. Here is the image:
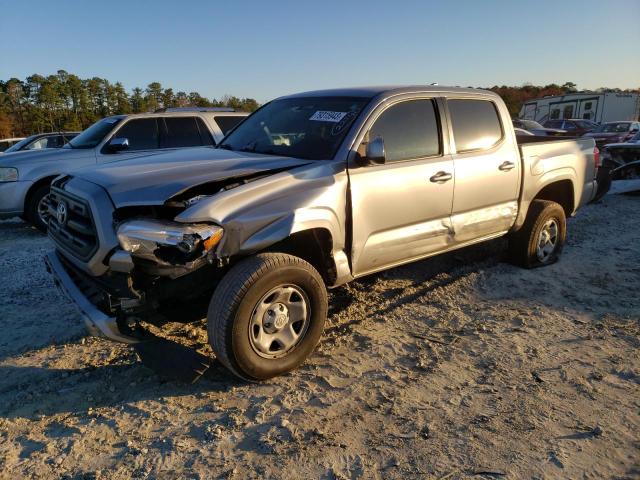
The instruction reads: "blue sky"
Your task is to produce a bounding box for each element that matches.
[1,0,639,103]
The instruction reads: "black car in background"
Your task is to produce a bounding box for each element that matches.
[2,132,79,154]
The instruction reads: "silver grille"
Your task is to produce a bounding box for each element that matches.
[48,186,98,261]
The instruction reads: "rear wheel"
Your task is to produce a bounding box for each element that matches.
[508,200,566,268]
[25,184,51,232]
[208,253,328,381]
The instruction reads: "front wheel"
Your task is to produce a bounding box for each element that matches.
[208,253,328,381]
[25,184,51,232]
[508,200,567,268]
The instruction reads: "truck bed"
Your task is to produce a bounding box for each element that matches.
[517,135,598,217]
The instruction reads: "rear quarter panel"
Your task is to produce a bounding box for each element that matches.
[515,137,596,229]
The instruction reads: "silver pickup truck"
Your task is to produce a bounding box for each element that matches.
[45,86,598,380]
[0,109,247,230]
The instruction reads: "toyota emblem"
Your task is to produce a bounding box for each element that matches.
[56,201,68,225]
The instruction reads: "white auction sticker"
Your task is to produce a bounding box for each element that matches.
[309,111,348,122]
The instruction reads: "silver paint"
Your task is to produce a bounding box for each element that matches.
[52,86,597,288]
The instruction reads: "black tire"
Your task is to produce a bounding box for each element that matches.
[25,184,51,232]
[208,253,328,381]
[508,200,566,268]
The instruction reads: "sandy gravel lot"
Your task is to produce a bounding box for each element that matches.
[0,193,638,479]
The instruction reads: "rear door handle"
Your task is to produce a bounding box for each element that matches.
[430,171,453,183]
[499,161,515,171]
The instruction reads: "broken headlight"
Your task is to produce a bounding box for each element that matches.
[117,219,223,264]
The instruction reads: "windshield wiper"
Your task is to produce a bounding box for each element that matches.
[217,143,234,150]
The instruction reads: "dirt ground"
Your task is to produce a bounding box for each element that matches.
[0,193,638,480]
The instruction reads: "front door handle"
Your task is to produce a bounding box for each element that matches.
[430,171,453,183]
[499,161,516,171]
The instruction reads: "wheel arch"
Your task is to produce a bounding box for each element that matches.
[258,227,343,287]
[532,179,575,216]
[24,174,59,211]
[217,207,352,288]
[513,177,575,232]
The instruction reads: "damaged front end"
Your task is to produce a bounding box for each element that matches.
[46,182,233,344]
[116,218,223,278]
[45,152,330,345]
[100,201,232,334]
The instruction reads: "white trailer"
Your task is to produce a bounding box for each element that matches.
[520,92,640,123]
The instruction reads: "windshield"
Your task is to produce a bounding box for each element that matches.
[68,117,123,149]
[3,135,37,153]
[594,122,630,133]
[218,96,369,160]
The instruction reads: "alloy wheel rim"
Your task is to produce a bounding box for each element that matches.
[37,194,51,226]
[536,219,558,262]
[249,284,310,359]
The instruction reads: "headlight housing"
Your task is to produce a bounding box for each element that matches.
[117,219,223,265]
[0,167,18,182]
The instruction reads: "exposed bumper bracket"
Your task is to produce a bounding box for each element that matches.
[44,251,140,344]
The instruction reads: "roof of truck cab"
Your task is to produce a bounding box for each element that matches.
[280,85,494,99]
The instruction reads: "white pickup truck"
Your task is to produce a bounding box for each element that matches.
[0,109,248,230]
[45,86,598,380]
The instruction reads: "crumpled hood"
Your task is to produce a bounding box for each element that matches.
[71,147,311,207]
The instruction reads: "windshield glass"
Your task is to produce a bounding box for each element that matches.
[3,135,36,153]
[68,117,123,149]
[218,96,369,160]
[594,122,630,133]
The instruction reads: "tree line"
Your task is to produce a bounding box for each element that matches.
[0,70,260,137]
[1,72,637,138]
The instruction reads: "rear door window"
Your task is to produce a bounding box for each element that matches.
[162,117,203,148]
[114,119,159,150]
[215,116,245,136]
[48,135,65,148]
[367,99,441,162]
[448,99,503,152]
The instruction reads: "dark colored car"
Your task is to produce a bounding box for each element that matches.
[583,121,640,148]
[512,119,566,136]
[601,131,640,181]
[3,132,79,154]
[543,119,598,136]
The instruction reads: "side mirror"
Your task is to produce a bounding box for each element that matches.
[363,136,386,165]
[107,137,129,152]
